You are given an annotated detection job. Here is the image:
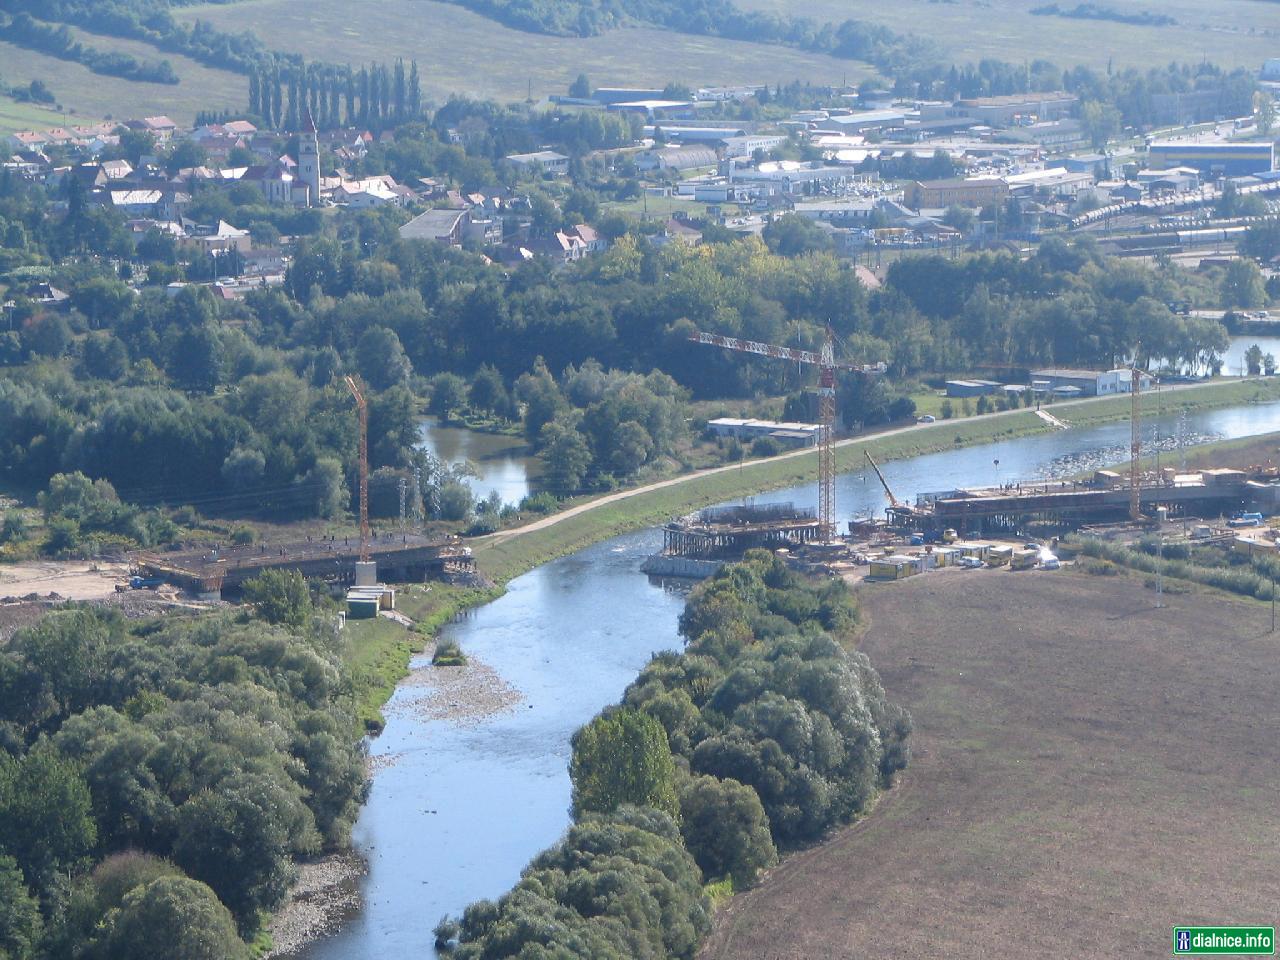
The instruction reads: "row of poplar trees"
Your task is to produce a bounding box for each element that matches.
[248,59,423,132]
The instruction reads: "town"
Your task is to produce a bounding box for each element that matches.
[2,2,1280,960]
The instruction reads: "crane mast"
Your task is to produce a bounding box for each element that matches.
[343,374,371,562]
[689,329,884,541]
[1130,365,1141,523]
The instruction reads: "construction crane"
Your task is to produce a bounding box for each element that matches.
[1130,364,1142,522]
[865,449,904,513]
[343,374,371,562]
[689,328,885,540]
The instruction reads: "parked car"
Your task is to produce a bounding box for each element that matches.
[917,414,936,423]
[958,556,984,569]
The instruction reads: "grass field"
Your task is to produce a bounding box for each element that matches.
[0,98,70,136]
[0,25,245,132]
[736,0,1279,71]
[175,0,866,105]
[703,569,1280,959]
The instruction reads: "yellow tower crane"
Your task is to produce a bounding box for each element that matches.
[689,328,885,540]
[343,374,371,562]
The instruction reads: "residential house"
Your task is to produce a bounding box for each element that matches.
[565,223,606,254]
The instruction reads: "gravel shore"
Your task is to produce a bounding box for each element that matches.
[396,642,523,726]
[265,851,367,958]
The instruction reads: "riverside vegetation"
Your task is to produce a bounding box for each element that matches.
[0,570,369,958]
[435,551,910,958]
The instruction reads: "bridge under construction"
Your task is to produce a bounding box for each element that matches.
[888,466,1280,535]
[135,533,475,596]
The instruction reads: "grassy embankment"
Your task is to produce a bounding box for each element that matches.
[345,376,1280,729]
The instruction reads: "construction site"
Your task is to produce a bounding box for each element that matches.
[645,340,1280,580]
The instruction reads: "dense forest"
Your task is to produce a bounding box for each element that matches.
[440,551,910,958]
[0,579,368,958]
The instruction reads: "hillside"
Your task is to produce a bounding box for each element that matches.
[735,0,1279,71]
[0,22,244,132]
[172,0,865,103]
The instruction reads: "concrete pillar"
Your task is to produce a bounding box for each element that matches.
[354,561,378,587]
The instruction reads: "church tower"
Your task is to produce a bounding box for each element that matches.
[298,107,321,206]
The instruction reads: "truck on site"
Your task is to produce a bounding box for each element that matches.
[116,575,164,592]
[1010,549,1038,571]
[1228,512,1264,528]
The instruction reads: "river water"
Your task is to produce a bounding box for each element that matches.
[301,400,1280,960]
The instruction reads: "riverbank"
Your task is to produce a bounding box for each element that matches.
[472,376,1280,585]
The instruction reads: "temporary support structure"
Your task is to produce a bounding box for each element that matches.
[689,328,884,540]
[343,374,371,562]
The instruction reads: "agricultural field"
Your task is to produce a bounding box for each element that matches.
[0,96,68,138]
[737,0,1279,71]
[174,0,865,104]
[0,23,245,132]
[703,570,1280,959]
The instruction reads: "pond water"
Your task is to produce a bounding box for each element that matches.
[301,399,1280,960]
[417,419,540,507]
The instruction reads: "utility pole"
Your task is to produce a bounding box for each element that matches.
[398,477,407,535]
[412,465,424,530]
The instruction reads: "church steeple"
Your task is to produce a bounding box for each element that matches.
[298,106,321,206]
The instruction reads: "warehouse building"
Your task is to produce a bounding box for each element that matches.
[1148,141,1275,177]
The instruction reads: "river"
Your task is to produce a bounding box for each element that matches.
[299,399,1280,960]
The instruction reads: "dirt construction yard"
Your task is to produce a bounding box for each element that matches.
[703,570,1280,959]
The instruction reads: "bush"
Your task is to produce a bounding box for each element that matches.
[518,491,558,514]
[229,526,254,546]
[749,436,781,458]
[432,639,467,667]
[241,569,313,627]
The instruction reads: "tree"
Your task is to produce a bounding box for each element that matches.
[24,313,71,358]
[0,748,97,892]
[761,214,831,256]
[678,775,777,889]
[539,415,592,493]
[174,773,305,930]
[468,365,508,417]
[1080,100,1121,149]
[569,73,591,99]
[428,373,468,421]
[1255,90,1276,136]
[241,569,313,627]
[355,326,411,390]
[0,855,40,960]
[1246,343,1264,376]
[81,332,129,380]
[570,708,679,819]
[1222,259,1267,309]
[220,446,266,491]
[941,205,975,233]
[103,876,250,960]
